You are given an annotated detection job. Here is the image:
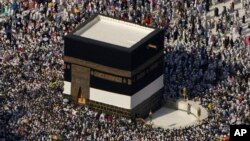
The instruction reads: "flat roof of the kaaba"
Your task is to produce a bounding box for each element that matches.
[64,14,164,71]
[73,15,155,48]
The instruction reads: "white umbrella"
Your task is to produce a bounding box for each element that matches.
[63,98,69,103]
[43,37,49,41]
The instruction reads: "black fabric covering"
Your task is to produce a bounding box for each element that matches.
[64,15,164,96]
[90,58,163,96]
[64,58,163,96]
[64,14,164,71]
[64,63,71,82]
[64,35,131,70]
[130,30,164,69]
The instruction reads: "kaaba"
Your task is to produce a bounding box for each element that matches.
[63,14,164,118]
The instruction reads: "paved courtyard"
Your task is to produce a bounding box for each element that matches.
[207,0,250,37]
[148,107,197,129]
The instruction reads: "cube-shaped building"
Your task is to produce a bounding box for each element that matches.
[63,14,164,118]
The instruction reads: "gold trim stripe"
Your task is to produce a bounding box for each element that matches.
[64,56,131,77]
[64,51,163,77]
[92,71,123,83]
[90,70,132,85]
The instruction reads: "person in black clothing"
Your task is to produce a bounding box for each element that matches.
[238,26,242,35]
[205,0,210,12]
[173,28,179,41]
[3,20,12,41]
[36,0,46,4]
[230,2,234,12]
[222,6,227,17]
[187,103,191,114]
[165,31,170,43]
[223,36,229,48]
[242,15,245,23]
[54,2,58,13]
[230,37,234,47]
[214,7,219,17]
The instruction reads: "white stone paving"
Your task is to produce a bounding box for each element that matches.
[207,0,250,37]
[149,107,197,129]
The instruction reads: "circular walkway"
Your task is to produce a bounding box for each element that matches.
[146,100,208,129]
[149,107,197,129]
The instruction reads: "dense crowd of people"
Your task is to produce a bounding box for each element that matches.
[0,0,250,140]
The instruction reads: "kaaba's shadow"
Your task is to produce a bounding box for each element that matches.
[163,45,243,100]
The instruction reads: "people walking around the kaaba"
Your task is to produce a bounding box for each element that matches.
[0,0,249,140]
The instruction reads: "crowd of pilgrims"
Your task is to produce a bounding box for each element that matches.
[0,0,250,140]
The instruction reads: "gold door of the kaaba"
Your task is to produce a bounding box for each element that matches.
[71,64,90,104]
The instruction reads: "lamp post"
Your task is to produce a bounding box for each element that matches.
[182,86,187,101]
[149,110,153,125]
[197,107,201,123]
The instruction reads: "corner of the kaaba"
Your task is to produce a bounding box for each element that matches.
[64,14,165,72]
[64,32,132,70]
[64,15,133,71]
[130,28,165,70]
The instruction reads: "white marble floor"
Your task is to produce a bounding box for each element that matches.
[148,107,197,129]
